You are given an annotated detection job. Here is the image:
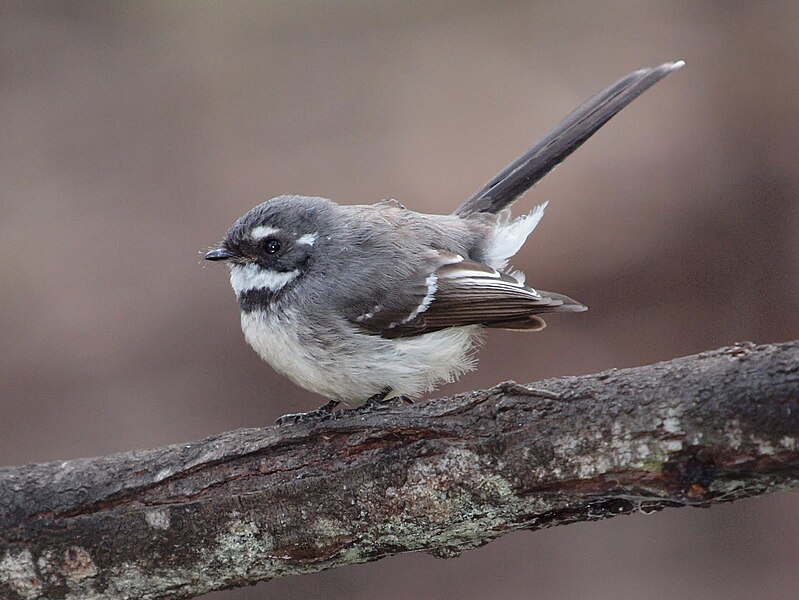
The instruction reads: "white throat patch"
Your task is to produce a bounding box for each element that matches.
[229,263,299,294]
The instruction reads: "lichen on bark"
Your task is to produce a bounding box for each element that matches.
[1,341,798,600]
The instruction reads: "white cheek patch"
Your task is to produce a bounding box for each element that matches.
[251,225,280,240]
[296,232,318,246]
[229,263,300,294]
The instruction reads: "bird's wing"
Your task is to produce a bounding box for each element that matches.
[349,251,586,339]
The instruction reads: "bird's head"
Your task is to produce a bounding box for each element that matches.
[205,195,334,303]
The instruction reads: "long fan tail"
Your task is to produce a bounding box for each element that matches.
[454,60,685,217]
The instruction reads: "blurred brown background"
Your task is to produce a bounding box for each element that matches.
[2,2,798,599]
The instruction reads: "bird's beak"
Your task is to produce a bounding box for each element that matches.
[204,247,234,261]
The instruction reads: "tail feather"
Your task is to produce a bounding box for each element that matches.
[455,60,685,217]
[486,290,586,332]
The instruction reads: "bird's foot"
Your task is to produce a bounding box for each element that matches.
[275,399,340,425]
[274,390,414,424]
[344,389,413,415]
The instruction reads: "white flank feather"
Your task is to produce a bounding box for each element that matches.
[483,201,548,270]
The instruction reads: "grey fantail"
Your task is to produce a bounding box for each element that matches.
[205,61,684,421]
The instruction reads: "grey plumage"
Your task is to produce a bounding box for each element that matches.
[206,61,684,410]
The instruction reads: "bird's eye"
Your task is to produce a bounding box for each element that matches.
[263,239,281,254]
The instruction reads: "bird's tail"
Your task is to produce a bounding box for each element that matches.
[454,60,685,217]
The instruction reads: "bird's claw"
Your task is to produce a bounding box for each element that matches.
[352,392,413,414]
[274,391,414,425]
[274,399,340,425]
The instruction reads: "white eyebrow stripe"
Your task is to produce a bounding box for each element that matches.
[296,232,318,246]
[251,225,280,240]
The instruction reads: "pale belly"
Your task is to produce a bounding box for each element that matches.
[240,308,480,405]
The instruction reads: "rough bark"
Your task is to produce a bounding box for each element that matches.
[1,341,798,600]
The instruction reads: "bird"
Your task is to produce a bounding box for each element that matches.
[205,60,684,422]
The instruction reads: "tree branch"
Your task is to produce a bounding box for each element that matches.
[2,341,798,600]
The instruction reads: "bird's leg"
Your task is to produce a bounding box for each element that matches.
[276,390,414,424]
[338,388,414,416]
[365,387,393,406]
[274,399,341,425]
